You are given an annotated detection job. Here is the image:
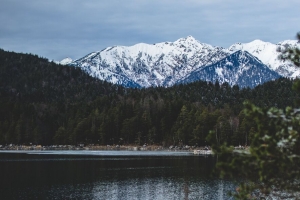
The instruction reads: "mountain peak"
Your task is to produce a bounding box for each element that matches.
[175,35,198,44]
[186,35,196,40]
[60,57,73,65]
[250,39,265,44]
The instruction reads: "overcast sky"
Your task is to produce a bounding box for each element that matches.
[1,0,299,61]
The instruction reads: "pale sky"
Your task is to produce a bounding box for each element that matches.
[1,0,299,61]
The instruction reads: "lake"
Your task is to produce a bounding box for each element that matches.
[0,150,236,200]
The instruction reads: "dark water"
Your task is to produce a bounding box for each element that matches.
[0,151,236,200]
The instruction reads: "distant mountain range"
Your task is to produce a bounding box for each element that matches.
[60,36,299,88]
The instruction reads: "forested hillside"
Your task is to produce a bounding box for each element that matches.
[0,49,298,146]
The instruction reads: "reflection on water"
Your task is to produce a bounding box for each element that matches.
[13,178,234,200]
[0,151,235,200]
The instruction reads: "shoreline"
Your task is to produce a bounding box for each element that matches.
[0,144,214,154]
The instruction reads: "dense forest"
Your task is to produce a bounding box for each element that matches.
[0,49,298,146]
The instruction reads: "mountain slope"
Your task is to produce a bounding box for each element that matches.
[177,50,281,88]
[228,40,300,77]
[0,49,125,103]
[70,36,230,87]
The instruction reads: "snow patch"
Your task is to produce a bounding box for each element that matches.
[215,67,223,76]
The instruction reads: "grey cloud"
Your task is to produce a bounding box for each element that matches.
[0,0,300,60]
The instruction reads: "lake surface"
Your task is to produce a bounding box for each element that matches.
[0,150,236,200]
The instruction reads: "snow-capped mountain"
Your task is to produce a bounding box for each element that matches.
[59,57,73,65]
[69,36,299,88]
[177,51,281,88]
[70,36,230,87]
[53,57,73,65]
[228,40,300,77]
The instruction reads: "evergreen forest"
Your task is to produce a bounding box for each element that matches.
[0,49,299,146]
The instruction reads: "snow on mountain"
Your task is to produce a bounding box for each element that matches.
[59,57,73,65]
[228,39,300,78]
[69,36,299,88]
[177,50,281,88]
[70,36,230,87]
[52,57,73,65]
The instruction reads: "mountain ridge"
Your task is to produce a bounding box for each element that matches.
[70,36,230,87]
[66,36,299,88]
